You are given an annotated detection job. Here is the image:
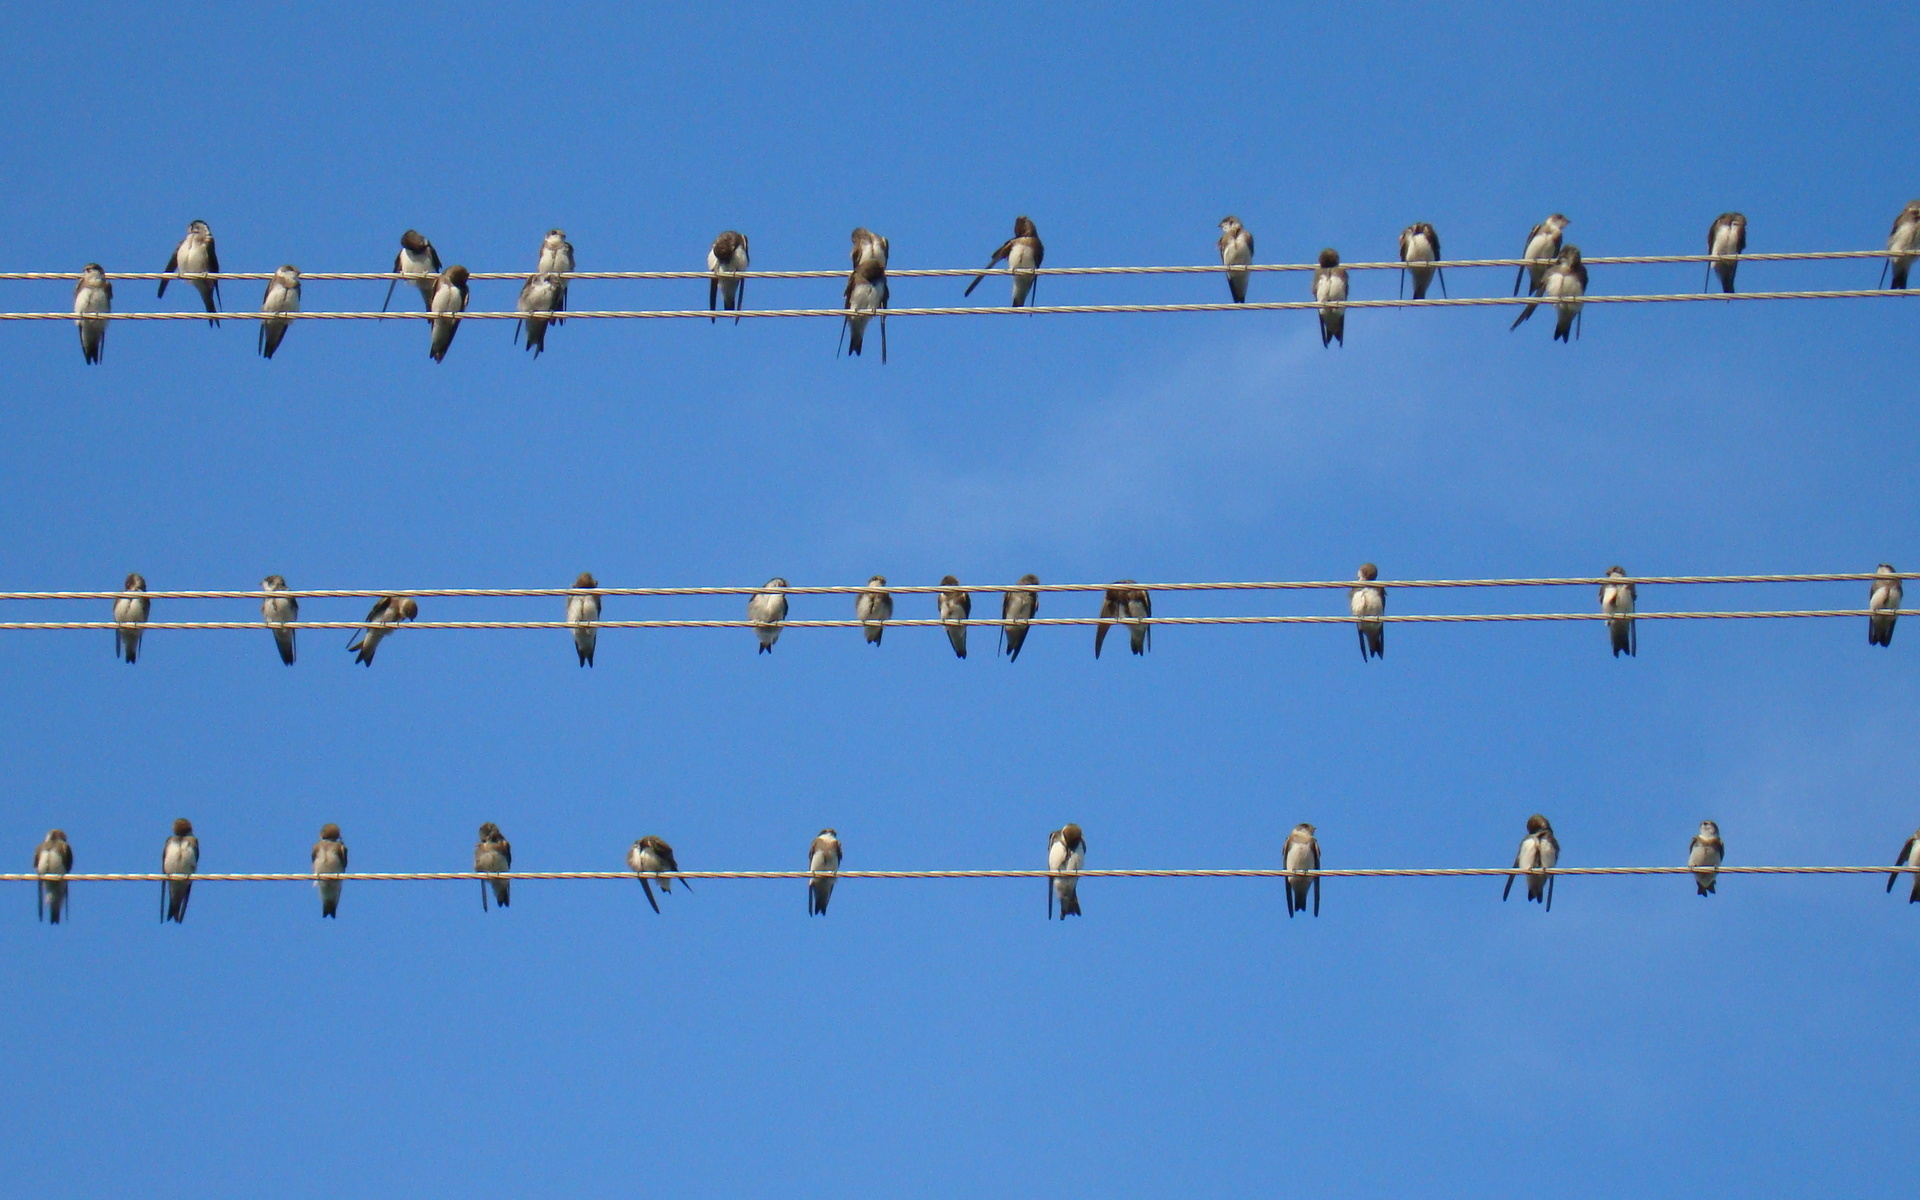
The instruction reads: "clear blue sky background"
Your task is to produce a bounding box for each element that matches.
[2,3,1916,1194]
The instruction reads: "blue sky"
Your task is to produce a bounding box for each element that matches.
[2,3,1916,1194]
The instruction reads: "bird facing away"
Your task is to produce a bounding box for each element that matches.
[160,219,221,325]
[114,572,149,664]
[1514,214,1569,297]
[748,578,789,653]
[385,229,442,311]
[1399,222,1446,299]
[1706,213,1747,294]
[1869,564,1902,647]
[161,818,199,924]
[841,259,889,362]
[850,227,890,271]
[73,263,112,364]
[964,215,1044,306]
[938,575,971,659]
[1891,829,1920,902]
[1884,200,1920,290]
[1688,820,1724,896]
[261,574,298,665]
[259,266,301,359]
[1001,574,1040,661]
[1218,216,1254,303]
[536,229,573,319]
[515,271,562,358]
[475,822,512,911]
[1095,581,1151,657]
[428,266,470,362]
[348,595,419,666]
[855,575,894,644]
[1350,563,1384,661]
[1601,565,1636,657]
[708,230,750,321]
[1048,824,1085,919]
[1283,823,1321,917]
[809,829,842,915]
[1503,814,1560,910]
[1313,248,1348,346]
[1512,243,1588,337]
[34,829,72,924]
[628,835,688,914]
[567,572,600,666]
[312,824,348,918]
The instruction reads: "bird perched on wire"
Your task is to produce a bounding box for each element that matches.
[258,265,301,359]
[475,822,512,911]
[808,829,842,916]
[159,219,221,326]
[161,818,199,924]
[536,229,573,320]
[261,574,298,665]
[348,595,418,666]
[73,262,111,364]
[1350,563,1384,660]
[841,259,888,362]
[1399,222,1445,299]
[1601,565,1636,657]
[1514,213,1569,299]
[567,572,600,666]
[1890,829,1920,903]
[855,575,893,645]
[1502,814,1559,910]
[1869,564,1902,647]
[748,578,789,653]
[1001,574,1039,661]
[113,572,149,664]
[627,835,688,914]
[428,265,470,362]
[1095,581,1151,657]
[937,575,971,659]
[1513,245,1587,340]
[1883,200,1920,290]
[1217,216,1254,303]
[515,271,562,358]
[708,230,750,321]
[1283,823,1320,917]
[1705,212,1746,294]
[1313,248,1348,347]
[1687,820,1723,896]
[965,215,1044,307]
[311,824,348,918]
[384,229,442,312]
[1048,824,1085,919]
[33,829,72,924]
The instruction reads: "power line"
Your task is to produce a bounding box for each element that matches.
[3,865,1914,882]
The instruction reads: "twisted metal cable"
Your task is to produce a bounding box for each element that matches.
[4,865,1912,882]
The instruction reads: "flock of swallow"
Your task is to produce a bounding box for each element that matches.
[59,201,1920,364]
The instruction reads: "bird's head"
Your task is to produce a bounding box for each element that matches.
[172,818,194,836]
[1219,215,1241,232]
[939,574,960,586]
[263,574,288,589]
[443,265,470,286]
[575,571,598,589]
[47,829,67,842]
[766,577,788,589]
[868,575,887,587]
[479,822,501,839]
[319,824,341,840]
[1017,573,1040,585]
[1606,565,1626,578]
[1014,215,1037,237]
[1059,823,1084,849]
[125,572,147,590]
[1699,820,1719,836]
[400,229,430,251]
[188,220,212,236]
[1318,247,1340,268]
[395,597,420,621]
[1357,563,1378,582]
[1526,814,1551,834]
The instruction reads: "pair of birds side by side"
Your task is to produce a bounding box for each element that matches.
[1499,817,1729,910]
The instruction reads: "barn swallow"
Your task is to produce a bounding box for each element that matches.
[1350,564,1384,660]
[567,572,600,666]
[536,229,573,320]
[428,266,470,361]
[1048,823,1085,919]
[161,818,198,923]
[475,822,512,911]
[261,574,298,665]
[114,572,149,664]
[748,578,789,653]
[1095,581,1151,657]
[1601,565,1636,657]
[1218,216,1254,303]
[1502,814,1559,910]
[1687,820,1723,896]
[938,575,971,658]
[809,828,842,915]
[708,230,750,322]
[841,259,889,362]
[964,216,1044,306]
[1399,222,1446,300]
[1514,214,1569,297]
[627,835,688,914]
[850,227,889,271]
[312,823,348,918]
[1870,564,1903,647]
[159,219,221,325]
[1890,828,1920,902]
[1001,574,1039,661]
[855,575,893,645]
[73,263,112,364]
[258,265,301,359]
[1883,200,1920,289]
[33,829,72,924]
[1706,213,1747,294]
[347,595,418,666]
[384,229,442,311]
[1313,249,1348,346]
[1283,823,1320,917]
[515,271,562,358]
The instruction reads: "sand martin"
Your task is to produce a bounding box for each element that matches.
[1601,565,1636,657]
[1001,574,1040,662]
[257,265,301,359]
[1350,564,1385,660]
[73,263,112,364]
[850,227,890,271]
[1891,829,1920,902]
[567,572,600,666]
[312,823,348,918]
[709,230,750,322]
[475,822,512,911]
[1399,222,1446,300]
[856,575,893,645]
[348,595,418,666]
[1095,581,1151,657]
[1218,216,1254,303]
[748,578,789,653]
[628,835,688,914]
[160,219,221,325]
[1688,820,1723,896]
[1514,214,1569,298]
[385,229,442,312]
[114,572,149,664]
[938,575,971,659]
[809,828,842,915]
[161,818,199,924]
[1048,823,1085,919]
[1884,200,1920,289]
[33,829,72,924]
[1502,814,1559,910]
[964,216,1045,307]
[537,228,573,319]
[1313,248,1348,346]
[1706,212,1747,294]
[515,271,562,358]
[1870,564,1902,647]
[841,259,889,362]
[1283,823,1321,917]
[261,574,298,665]
[428,265,470,361]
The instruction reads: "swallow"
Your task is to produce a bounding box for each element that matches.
[627,835,689,914]
[33,829,72,924]
[252,265,302,359]
[1283,823,1321,917]
[1048,823,1085,919]
[1350,563,1384,660]
[475,822,512,911]
[428,266,470,361]
[964,216,1044,307]
[809,828,842,915]
[567,572,600,666]
[841,259,889,363]
[1687,820,1723,896]
[1514,214,1569,298]
[1399,222,1446,300]
[385,229,442,312]
[73,263,112,364]
[161,817,198,924]
[1706,213,1747,294]
[1502,814,1559,910]
[1095,581,1151,657]
[748,578,789,653]
[1870,563,1903,647]
[114,572,149,664]
[537,229,573,320]
[1544,247,1589,341]
[856,575,893,645]
[850,227,890,272]
[1313,249,1348,347]
[938,575,971,658]
[708,230,750,322]
[312,823,348,918]
[515,271,562,358]
[1001,574,1040,661]
[261,574,298,665]
[1890,828,1920,902]
[1218,216,1254,303]
[1883,200,1920,290]
[1601,565,1636,657]
[347,595,419,666]
[159,219,221,325]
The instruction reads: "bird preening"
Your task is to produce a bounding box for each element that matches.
[348,595,419,666]
[1503,814,1559,910]
[1095,581,1151,657]
[1313,248,1347,347]
[1350,563,1384,660]
[312,823,348,918]
[965,216,1044,307]
[1399,222,1445,300]
[709,230,750,321]
[567,572,600,666]
[1048,824,1085,919]
[161,818,198,924]
[113,572,149,664]
[628,835,688,914]
[809,829,842,916]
